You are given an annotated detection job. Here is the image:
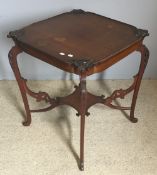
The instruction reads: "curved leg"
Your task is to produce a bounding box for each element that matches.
[130,44,149,123]
[79,74,87,171]
[8,45,32,126]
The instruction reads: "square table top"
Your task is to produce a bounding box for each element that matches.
[8,9,148,74]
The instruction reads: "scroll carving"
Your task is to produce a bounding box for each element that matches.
[143,45,149,67]
[104,75,138,110]
[12,73,140,115]
[22,79,51,103]
[137,44,149,67]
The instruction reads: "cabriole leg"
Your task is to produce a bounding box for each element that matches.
[79,74,87,171]
[8,45,32,126]
[130,44,149,123]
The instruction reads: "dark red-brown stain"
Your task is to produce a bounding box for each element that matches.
[8,9,149,171]
[8,10,148,76]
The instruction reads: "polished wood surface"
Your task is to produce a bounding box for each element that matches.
[8,9,148,75]
[8,9,149,171]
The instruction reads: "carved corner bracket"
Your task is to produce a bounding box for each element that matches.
[70,9,86,14]
[7,30,24,40]
[135,28,149,38]
[71,59,94,72]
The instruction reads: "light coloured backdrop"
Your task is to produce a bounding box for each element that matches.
[0,0,156,80]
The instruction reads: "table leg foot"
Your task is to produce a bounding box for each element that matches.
[130,117,138,123]
[80,162,84,171]
[22,120,31,126]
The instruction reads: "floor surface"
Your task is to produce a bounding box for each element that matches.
[0,80,157,175]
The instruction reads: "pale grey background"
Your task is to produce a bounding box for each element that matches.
[0,0,157,80]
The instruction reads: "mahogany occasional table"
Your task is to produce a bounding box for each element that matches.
[8,9,149,171]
